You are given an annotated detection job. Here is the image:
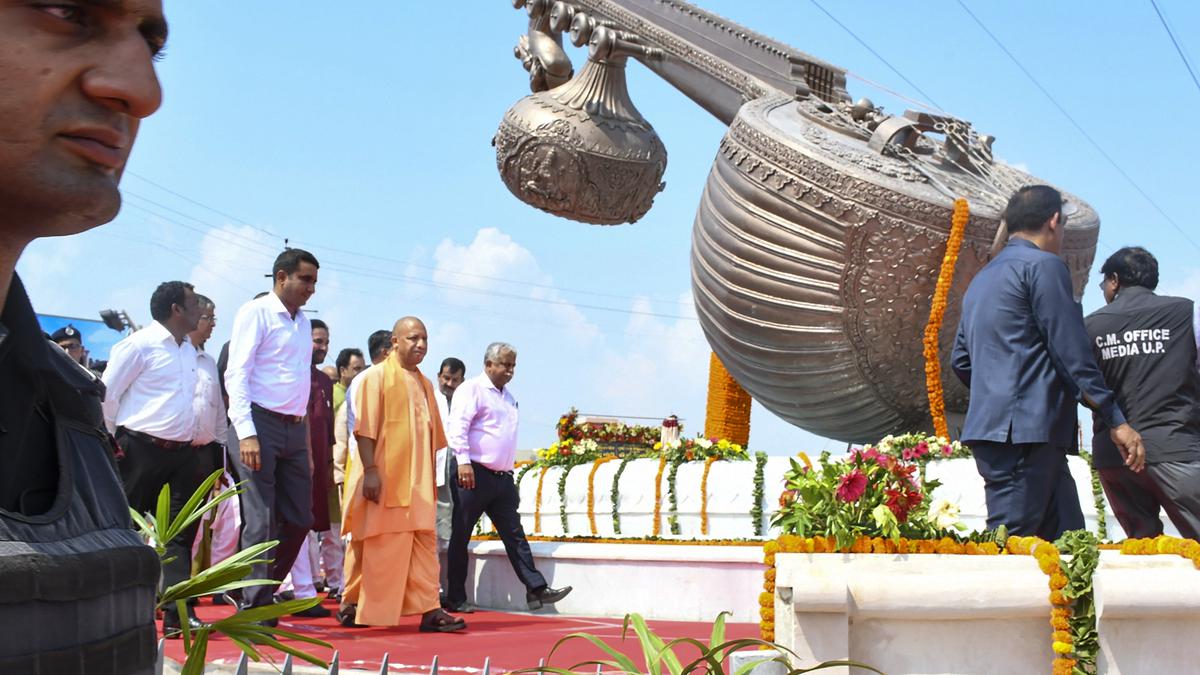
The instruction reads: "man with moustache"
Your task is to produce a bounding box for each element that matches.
[188,295,226,476]
[434,358,465,550]
[0,5,167,667]
[225,248,320,619]
[339,318,465,631]
[445,343,571,613]
[102,281,203,633]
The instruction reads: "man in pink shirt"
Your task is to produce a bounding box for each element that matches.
[443,342,571,613]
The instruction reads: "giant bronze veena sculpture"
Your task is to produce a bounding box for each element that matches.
[494,0,1099,443]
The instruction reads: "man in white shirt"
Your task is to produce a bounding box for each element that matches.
[444,342,570,613]
[188,295,227,474]
[434,356,466,547]
[225,248,319,615]
[102,280,204,634]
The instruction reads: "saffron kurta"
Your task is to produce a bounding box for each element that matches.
[341,354,446,625]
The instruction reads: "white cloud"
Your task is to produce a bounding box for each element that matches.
[1161,267,1200,300]
[17,235,87,313]
[432,227,600,344]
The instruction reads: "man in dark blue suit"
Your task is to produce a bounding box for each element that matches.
[952,185,1145,540]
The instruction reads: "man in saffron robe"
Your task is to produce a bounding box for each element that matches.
[339,317,466,631]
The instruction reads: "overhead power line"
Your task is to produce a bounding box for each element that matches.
[954,0,1200,254]
[1148,0,1200,96]
[808,0,944,111]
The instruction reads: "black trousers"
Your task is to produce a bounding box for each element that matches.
[1099,460,1200,540]
[972,440,1085,540]
[117,429,207,613]
[228,408,313,607]
[446,458,546,605]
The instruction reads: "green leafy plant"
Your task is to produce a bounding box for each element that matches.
[511,612,880,674]
[1056,529,1101,674]
[667,456,684,535]
[611,456,636,535]
[751,451,767,537]
[131,469,331,674]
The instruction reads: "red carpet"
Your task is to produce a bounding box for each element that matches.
[163,597,761,672]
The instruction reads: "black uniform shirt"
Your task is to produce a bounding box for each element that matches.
[1085,286,1200,467]
[0,274,105,514]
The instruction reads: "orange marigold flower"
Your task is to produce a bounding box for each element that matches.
[764,581,775,593]
[1037,555,1060,575]
[765,568,777,581]
[812,538,829,553]
[978,542,1000,555]
[759,592,774,606]
[1053,659,1076,675]
[917,540,937,554]
[1049,591,1067,605]
[764,541,780,555]
[764,553,776,567]
[1051,617,1070,631]
[762,608,775,621]
[1052,630,1072,643]
[1049,573,1068,591]
[935,538,961,555]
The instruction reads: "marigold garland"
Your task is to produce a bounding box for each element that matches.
[923,198,970,439]
[1119,535,1200,568]
[471,533,761,547]
[759,534,1078,673]
[533,466,549,534]
[700,455,719,535]
[705,353,751,446]
[587,456,618,535]
[651,454,667,537]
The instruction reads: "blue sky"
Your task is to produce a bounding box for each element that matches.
[20,1,1200,454]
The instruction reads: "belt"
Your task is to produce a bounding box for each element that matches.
[251,403,304,425]
[475,464,514,477]
[118,427,193,451]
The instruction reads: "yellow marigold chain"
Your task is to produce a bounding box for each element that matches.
[700,455,720,535]
[760,534,1073,673]
[652,455,668,537]
[923,198,970,439]
[533,466,549,534]
[586,456,618,535]
[705,353,751,446]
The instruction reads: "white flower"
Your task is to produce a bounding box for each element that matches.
[696,438,714,450]
[926,497,963,531]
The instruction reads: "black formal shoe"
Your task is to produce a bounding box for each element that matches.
[292,603,332,618]
[162,612,203,639]
[326,587,342,602]
[526,585,572,610]
[275,590,296,602]
[441,600,476,614]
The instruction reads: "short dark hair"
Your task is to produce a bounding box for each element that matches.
[367,329,392,361]
[311,318,328,332]
[336,347,363,371]
[273,248,320,277]
[1101,246,1159,291]
[439,357,466,376]
[150,281,195,322]
[1003,185,1063,234]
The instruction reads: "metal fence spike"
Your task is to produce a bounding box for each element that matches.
[281,653,294,675]
[430,654,439,675]
[155,638,165,675]
[595,665,602,675]
[378,652,390,674]
[481,656,490,675]
[538,657,546,674]
[234,651,250,675]
[328,650,340,675]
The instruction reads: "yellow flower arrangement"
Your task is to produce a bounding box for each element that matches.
[651,454,667,537]
[533,466,549,533]
[586,455,618,535]
[923,198,970,439]
[700,455,719,535]
[704,353,751,446]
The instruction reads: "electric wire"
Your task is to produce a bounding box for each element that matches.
[1148,0,1200,96]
